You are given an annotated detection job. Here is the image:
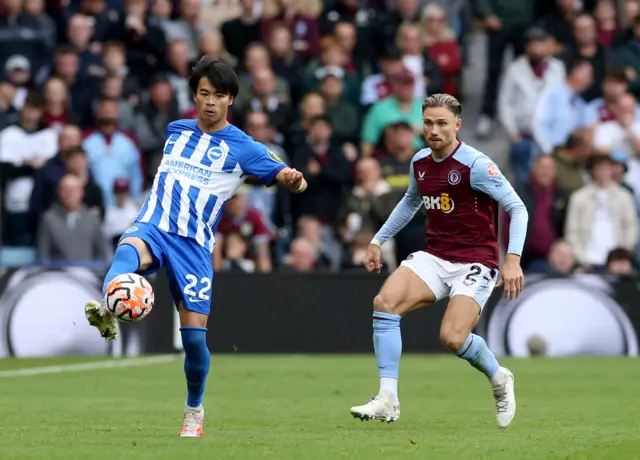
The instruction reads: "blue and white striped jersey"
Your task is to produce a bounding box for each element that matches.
[136,119,286,252]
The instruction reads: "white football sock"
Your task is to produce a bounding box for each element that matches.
[379,377,398,402]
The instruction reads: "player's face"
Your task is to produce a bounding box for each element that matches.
[194,77,233,126]
[423,106,461,151]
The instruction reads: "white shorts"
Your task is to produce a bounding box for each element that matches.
[400,251,499,310]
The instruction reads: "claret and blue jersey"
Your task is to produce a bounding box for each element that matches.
[123,119,286,315]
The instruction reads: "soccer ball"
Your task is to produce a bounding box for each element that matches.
[105,273,154,322]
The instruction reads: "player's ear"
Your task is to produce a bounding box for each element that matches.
[455,117,462,132]
[228,96,234,106]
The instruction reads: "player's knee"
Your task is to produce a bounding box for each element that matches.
[119,237,153,270]
[439,325,468,353]
[373,293,402,315]
[181,327,208,355]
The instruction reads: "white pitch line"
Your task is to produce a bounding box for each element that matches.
[0,354,179,378]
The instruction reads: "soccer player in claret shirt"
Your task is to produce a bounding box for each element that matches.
[350,94,528,428]
[84,58,308,437]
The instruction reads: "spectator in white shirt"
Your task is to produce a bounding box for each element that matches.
[498,26,566,183]
[0,91,58,245]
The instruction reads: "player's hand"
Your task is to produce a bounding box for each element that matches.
[282,167,306,192]
[497,256,524,300]
[362,244,383,273]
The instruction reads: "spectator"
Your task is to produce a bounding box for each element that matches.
[36,174,108,262]
[605,247,635,275]
[295,215,337,269]
[118,0,168,89]
[83,98,143,207]
[565,155,638,269]
[101,41,141,105]
[342,230,376,271]
[133,74,179,181]
[290,115,351,224]
[541,0,580,55]
[609,150,637,200]
[160,0,201,61]
[616,16,640,98]
[552,130,592,193]
[594,0,620,47]
[360,47,404,109]
[96,74,135,131]
[304,35,360,104]
[561,12,610,102]
[0,91,58,245]
[165,39,193,114]
[512,155,570,269]
[3,55,32,109]
[396,23,443,101]
[220,232,256,273]
[220,0,262,61]
[316,66,359,144]
[499,26,566,183]
[333,20,361,76]
[378,121,416,192]
[0,81,20,129]
[66,14,104,77]
[533,58,593,155]
[423,3,462,97]
[338,157,396,267]
[475,0,536,137]
[266,23,304,105]
[592,92,640,203]
[24,0,56,51]
[361,68,424,157]
[62,146,105,220]
[260,0,321,62]
[215,186,273,273]
[51,45,99,125]
[41,77,78,132]
[612,0,639,48]
[103,178,138,248]
[29,124,84,224]
[584,68,629,125]
[282,237,318,272]
[543,239,578,274]
[0,0,48,77]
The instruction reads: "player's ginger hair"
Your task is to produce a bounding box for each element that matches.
[422,93,462,118]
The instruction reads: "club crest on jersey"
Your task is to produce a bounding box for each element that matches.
[422,193,455,214]
[448,170,461,185]
[268,149,283,163]
[488,164,500,177]
[206,140,229,162]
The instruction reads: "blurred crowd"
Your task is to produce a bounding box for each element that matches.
[0,0,638,277]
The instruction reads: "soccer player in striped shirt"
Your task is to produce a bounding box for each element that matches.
[84,58,307,437]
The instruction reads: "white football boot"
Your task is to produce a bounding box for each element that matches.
[350,394,400,423]
[84,300,119,341]
[493,367,516,428]
[180,405,204,437]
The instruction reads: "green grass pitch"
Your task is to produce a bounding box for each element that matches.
[0,355,639,460]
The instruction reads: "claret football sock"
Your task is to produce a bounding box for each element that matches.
[102,243,141,296]
[181,327,211,408]
[373,312,402,401]
[456,333,500,380]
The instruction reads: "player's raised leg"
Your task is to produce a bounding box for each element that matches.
[85,235,154,340]
[350,264,438,423]
[440,289,515,428]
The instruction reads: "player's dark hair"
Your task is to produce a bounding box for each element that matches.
[189,57,239,98]
[422,93,462,117]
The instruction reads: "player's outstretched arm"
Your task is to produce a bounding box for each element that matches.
[470,157,529,300]
[363,163,423,273]
[275,167,308,194]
